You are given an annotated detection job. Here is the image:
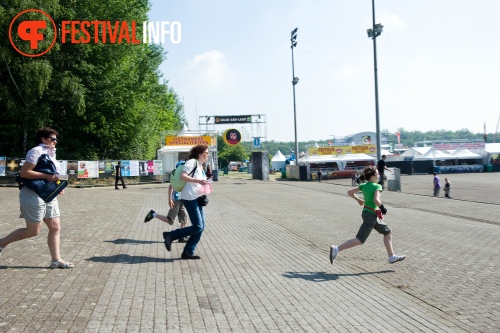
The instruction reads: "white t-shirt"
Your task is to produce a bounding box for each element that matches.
[25,144,61,173]
[180,159,206,200]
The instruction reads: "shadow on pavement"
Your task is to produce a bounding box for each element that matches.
[0,265,48,269]
[86,254,174,264]
[103,238,161,245]
[283,270,395,282]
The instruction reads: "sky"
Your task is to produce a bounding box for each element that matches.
[148,0,500,142]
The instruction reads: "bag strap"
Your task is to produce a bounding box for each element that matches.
[187,160,197,177]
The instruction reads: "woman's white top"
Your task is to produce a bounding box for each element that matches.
[180,159,205,200]
[25,144,60,173]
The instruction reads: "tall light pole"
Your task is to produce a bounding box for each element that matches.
[290,28,299,164]
[367,0,383,161]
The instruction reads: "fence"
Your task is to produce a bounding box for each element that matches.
[0,158,163,187]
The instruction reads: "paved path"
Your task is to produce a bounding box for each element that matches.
[0,172,498,332]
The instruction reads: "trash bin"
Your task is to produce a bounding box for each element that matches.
[387,168,401,191]
[281,171,287,178]
[223,167,228,175]
[485,164,493,172]
[212,169,219,181]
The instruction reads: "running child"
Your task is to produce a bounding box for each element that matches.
[329,166,405,264]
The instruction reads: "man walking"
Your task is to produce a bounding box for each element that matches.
[376,155,392,189]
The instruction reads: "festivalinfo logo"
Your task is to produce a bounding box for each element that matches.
[9,8,181,57]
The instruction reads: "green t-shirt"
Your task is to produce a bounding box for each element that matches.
[359,181,382,214]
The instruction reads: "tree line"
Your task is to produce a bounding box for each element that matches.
[0,0,185,160]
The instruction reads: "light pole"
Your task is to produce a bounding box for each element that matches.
[290,28,299,164]
[367,0,383,161]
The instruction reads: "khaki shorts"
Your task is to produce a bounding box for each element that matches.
[19,187,60,222]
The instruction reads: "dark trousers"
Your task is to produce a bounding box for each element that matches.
[115,176,126,189]
[378,174,385,188]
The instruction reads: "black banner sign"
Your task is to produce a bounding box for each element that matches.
[214,115,251,124]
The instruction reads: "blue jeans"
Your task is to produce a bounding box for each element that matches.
[169,198,205,255]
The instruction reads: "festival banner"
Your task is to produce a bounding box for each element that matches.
[4,158,23,176]
[127,160,140,176]
[214,115,251,124]
[0,156,6,176]
[152,160,163,175]
[433,142,485,150]
[308,144,376,156]
[57,160,68,175]
[99,160,116,177]
[139,161,149,176]
[352,145,377,154]
[78,161,99,178]
[165,136,211,146]
[121,160,131,176]
[67,161,78,178]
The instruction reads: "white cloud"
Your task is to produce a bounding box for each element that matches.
[180,50,237,90]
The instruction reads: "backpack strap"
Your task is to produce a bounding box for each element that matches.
[187,160,197,177]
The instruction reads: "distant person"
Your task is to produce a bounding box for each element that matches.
[433,172,441,197]
[163,145,210,259]
[329,166,405,265]
[317,169,323,182]
[206,163,212,180]
[444,177,451,199]
[0,127,74,269]
[376,155,392,189]
[115,161,127,190]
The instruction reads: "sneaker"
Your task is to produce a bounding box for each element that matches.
[181,252,201,260]
[178,237,188,243]
[329,245,338,264]
[163,232,173,252]
[388,255,406,264]
[144,210,155,223]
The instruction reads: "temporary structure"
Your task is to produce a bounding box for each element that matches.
[271,150,287,171]
[413,148,453,160]
[448,148,482,159]
[400,147,432,158]
[337,153,377,162]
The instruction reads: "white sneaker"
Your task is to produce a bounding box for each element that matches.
[329,245,338,264]
[388,255,406,264]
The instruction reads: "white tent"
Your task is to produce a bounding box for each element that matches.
[448,149,482,159]
[484,143,500,154]
[337,153,377,162]
[400,147,432,157]
[271,150,287,171]
[414,148,453,160]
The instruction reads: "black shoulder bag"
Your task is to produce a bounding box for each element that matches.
[16,154,68,202]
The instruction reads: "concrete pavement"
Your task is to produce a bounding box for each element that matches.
[0,172,498,332]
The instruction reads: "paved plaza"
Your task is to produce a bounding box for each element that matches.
[0,172,498,332]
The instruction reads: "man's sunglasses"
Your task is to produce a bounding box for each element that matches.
[46,137,58,142]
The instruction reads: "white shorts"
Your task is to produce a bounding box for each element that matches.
[19,187,60,222]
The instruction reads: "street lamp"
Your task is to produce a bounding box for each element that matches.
[367,0,383,161]
[290,27,299,164]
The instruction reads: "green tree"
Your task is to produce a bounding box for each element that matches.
[0,0,185,159]
[218,144,249,168]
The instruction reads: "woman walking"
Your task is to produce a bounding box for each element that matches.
[163,145,210,259]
